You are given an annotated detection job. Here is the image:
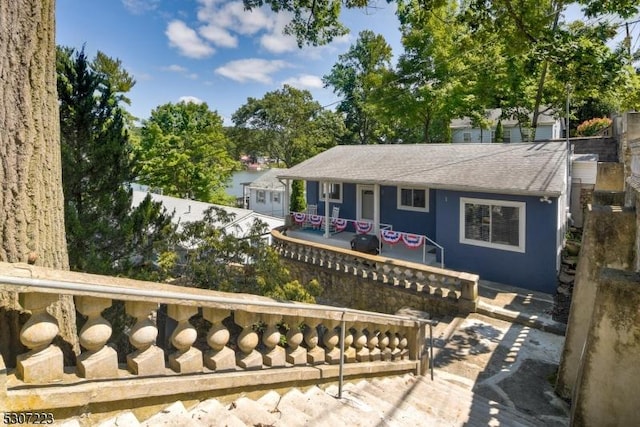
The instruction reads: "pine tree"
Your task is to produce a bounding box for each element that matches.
[290,180,307,213]
[57,47,173,277]
[494,120,504,143]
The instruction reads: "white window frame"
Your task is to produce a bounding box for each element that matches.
[491,130,496,142]
[397,187,429,212]
[319,181,342,203]
[459,197,526,253]
[463,132,471,142]
[272,191,281,204]
[256,190,266,204]
[503,129,512,143]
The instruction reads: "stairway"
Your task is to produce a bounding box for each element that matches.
[59,373,544,427]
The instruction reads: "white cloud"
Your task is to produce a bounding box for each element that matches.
[215,59,290,84]
[259,12,298,53]
[166,20,215,58]
[186,73,199,80]
[179,96,204,104]
[164,64,188,73]
[282,74,324,89]
[122,0,160,14]
[199,24,238,48]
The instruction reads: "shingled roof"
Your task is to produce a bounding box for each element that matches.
[278,141,567,196]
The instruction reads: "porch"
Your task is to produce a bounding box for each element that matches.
[285,227,439,267]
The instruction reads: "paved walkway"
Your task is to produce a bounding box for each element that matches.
[426,280,570,425]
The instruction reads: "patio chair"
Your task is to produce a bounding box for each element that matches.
[304,204,318,229]
[327,206,341,234]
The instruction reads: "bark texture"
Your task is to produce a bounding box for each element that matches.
[0,0,78,367]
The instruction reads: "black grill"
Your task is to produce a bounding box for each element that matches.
[350,234,380,255]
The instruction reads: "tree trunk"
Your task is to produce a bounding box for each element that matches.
[0,0,78,367]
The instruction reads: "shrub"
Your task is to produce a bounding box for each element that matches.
[576,117,612,136]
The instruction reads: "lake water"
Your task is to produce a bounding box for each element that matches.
[226,169,268,198]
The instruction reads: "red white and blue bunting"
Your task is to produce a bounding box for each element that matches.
[309,214,323,227]
[356,220,373,234]
[380,229,401,245]
[332,218,348,232]
[292,212,306,225]
[401,233,425,249]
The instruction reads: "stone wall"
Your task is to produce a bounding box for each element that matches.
[283,258,462,316]
[570,137,617,162]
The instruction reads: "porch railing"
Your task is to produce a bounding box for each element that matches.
[0,261,429,412]
[289,211,445,268]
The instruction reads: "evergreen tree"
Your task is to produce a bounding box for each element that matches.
[290,180,307,213]
[57,47,173,277]
[494,121,504,143]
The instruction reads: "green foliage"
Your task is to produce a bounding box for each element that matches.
[232,85,343,166]
[134,102,238,203]
[576,117,612,136]
[323,30,395,144]
[57,46,174,278]
[290,180,306,213]
[178,207,319,303]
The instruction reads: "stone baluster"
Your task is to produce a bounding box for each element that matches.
[388,329,401,360]
[262,313,285,367]
[75,296,117,379]
[16,293,63,383]
[202,308,235,372]
[367,326,381,361]
[304,318,325,365]
[397,331,409,360]
[167,304,202,373]
[286,316,307,365]
[353,322,369,362]
[342,323,356,363]
[235,310,262,370]
[379,330,392,361]
[323,320,341,364]
[125,301,165,376]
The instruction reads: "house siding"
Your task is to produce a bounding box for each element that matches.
[379,186,436,237]
[452,124,558,143]
[249,188,285,217]
[435,190,559,293]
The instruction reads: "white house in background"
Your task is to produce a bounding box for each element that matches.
[450,108,562,143]
[131,190,284,239]
[246,168,289,218]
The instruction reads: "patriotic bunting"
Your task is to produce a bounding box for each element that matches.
[309,214,323,226]
[292,212,306,225]
[332,218,348,232]
[402,233,424,248]
[356,220,373,234]
[380,229,401,244]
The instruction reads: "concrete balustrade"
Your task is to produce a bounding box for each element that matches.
[0,261,426,413]
[271,227,479,315]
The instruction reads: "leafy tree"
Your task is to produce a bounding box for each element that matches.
[58,46,175,278]
[232,85,344,167]
[576,117,612,136]
[323,30,394,144]
[177,207,319,302]
[135,101,238,203]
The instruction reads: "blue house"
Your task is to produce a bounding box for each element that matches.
[277,141,568,294]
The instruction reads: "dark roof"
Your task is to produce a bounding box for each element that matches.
[278,142,567,196]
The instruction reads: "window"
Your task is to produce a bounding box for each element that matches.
[463,132,471,142]
[320,182,342,203]
[257,190,266,204]
[460,198,525,252]
[503,129,511,143]
[398,187,429,212]
[272,192,280,203]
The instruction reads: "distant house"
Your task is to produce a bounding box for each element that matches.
[450,108,562,143]
[246,168,289,218]
[277,142,568,293]
[131,190,284,246]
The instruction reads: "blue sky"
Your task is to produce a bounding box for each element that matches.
[56,1,638,125]
[56,0,403,124]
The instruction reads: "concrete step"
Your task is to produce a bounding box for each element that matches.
[140,401,191,427]
[97,411,141,427]
[227,395,279,426]
[257,388,319,426]
[188,398,246,427]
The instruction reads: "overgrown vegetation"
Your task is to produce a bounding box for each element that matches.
[576,117,612,136]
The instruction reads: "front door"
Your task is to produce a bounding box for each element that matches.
[358,185,374,221]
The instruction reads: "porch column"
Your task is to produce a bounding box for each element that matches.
[324,182,330,238]
[283,179,290,224]
[373,184,381,235]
